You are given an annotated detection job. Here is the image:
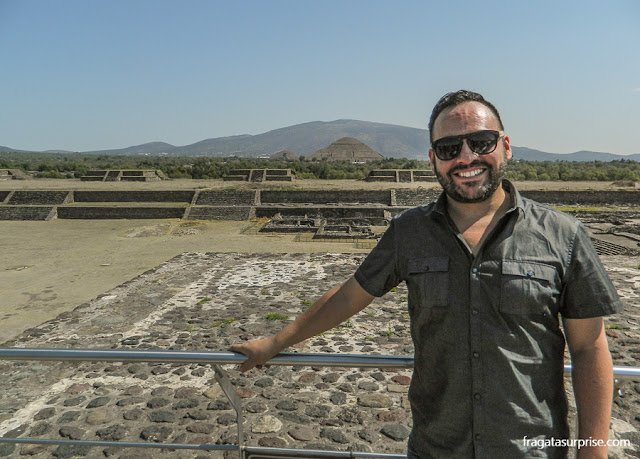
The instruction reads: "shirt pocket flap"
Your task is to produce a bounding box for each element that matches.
[408,257,449,274]
[502,260,557,283]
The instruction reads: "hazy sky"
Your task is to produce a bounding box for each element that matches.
[1,0,639,155]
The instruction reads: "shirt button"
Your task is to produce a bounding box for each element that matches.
[472,309,479,315]
[475,434,481,441]
[473,352,479,358]
[472,268,478,273]
[474,393,481,400]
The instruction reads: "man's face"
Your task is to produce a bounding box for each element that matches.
[429,101,511,204]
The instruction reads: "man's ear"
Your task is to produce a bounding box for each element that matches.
[428,149,436,166]
[502,135,512,161]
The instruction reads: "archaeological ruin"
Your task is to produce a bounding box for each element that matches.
[308,137,384,162]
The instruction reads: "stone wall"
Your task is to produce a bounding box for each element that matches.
[7,191,71,205]
[521,190,640,206]
[73,191,194,203]
[0,206,55,221]
[195,190,258,206]
[57,207,186,219]
[187,206,255,221]
[260,190,391,205]
[365,170,436,183]
[393,189,440,207]
[255,206,388,219]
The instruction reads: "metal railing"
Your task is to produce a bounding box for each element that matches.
[0,348,638,458]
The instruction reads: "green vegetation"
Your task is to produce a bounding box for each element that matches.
[211,318,236,327]
[384,328,395,337]
[196,297,212,305]
[4,150,640,181]
[264,313,289,321]
[301,300,313,306]
[0,152,429,180]
[504,159,640,182]
[605,324,623,330]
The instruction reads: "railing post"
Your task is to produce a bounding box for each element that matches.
[213,364,244,459]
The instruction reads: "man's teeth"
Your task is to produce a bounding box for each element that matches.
[457,169,483,178]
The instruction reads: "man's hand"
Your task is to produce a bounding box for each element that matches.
[230,337,280,373]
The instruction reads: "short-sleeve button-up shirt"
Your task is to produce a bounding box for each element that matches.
[354,180,622,458]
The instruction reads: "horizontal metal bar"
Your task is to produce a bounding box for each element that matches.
[0,348,414,369]
[0,437,235,451]
[0,438,405,458]
[244,446,406,458]
[0,348,638,379]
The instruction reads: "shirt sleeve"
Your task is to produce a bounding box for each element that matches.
[354,218,402,297]
[559,222,624,318]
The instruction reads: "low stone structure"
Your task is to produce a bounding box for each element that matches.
[81,170,166,182]
[223,169,296,182]
[365,169,437,183]
[0,169,30,180]
[308,138,383,163]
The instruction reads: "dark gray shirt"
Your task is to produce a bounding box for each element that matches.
[354,181,622,458]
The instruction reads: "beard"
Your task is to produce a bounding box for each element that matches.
[432,155,507,204]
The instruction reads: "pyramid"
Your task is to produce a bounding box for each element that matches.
[308,137,384,162]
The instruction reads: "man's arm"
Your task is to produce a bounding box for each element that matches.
[564,316,613,459]
[230,276,375,372]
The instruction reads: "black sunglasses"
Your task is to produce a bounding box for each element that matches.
[431,130,504,161]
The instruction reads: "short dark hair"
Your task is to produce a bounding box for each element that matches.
[428,90,504,143]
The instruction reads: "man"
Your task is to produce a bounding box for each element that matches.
[231,90,622,458]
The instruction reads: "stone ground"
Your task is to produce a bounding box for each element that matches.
[1,178,639,458]
[0,252,638,458]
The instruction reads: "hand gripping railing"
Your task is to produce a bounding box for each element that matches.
[0,348,638,458]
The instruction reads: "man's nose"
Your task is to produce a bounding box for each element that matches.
[456,139,478,162]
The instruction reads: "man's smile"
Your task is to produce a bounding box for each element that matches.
[454,167,485,179]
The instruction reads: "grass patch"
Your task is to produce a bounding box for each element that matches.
[196,297,212,305]
[264,313,289,321]
[301,300,313,306]
[605,324,623,330]
[211,318,236,327]
[381,327,395,337]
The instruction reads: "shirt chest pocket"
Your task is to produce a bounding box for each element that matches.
[408,257,449,308]
[501,260,560,314]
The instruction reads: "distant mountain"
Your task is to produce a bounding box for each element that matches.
[511,146,640,162]
[166,120,430,158]
[0,145,31,153]
[2,120,638,161]
[84,141,176,155]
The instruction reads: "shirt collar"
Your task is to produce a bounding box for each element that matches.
[432,179,525,216]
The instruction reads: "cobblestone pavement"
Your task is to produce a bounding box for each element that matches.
[0,253,638,458]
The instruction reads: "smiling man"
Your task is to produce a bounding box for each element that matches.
[231,90,622,458]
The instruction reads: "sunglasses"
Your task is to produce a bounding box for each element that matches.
[431,130,504,161]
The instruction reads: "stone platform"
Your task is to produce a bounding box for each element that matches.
[0,252,639,458]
